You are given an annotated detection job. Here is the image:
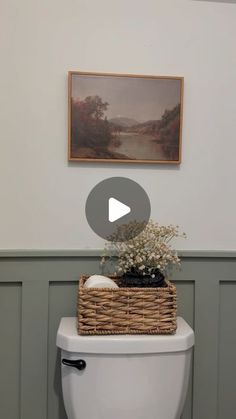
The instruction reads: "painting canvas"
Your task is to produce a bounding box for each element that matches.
[68,72,183,164]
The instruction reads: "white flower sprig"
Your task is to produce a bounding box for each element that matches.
[101,220,186,277]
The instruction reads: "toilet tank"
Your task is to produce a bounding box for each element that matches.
[57,317,194,419]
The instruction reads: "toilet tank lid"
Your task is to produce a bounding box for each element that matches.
[56,317,194,354]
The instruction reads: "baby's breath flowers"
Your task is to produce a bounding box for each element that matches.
[101,220,186,278]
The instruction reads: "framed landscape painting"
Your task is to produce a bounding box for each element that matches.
[68,71,184,164]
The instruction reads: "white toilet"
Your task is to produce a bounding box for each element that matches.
[57,317,194,419]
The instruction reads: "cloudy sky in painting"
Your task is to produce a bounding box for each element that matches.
[71,74,181,122]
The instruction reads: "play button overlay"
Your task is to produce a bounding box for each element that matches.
[85,177,151,241]
[108,198,131,222]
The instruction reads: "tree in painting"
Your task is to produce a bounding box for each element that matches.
[155,104,181,160]
[72,95,112,151]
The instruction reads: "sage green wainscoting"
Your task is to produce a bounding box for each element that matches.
[0,250,236,419]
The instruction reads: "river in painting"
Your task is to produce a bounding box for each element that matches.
[109,132,166,160]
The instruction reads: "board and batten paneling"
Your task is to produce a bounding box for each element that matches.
[0,250,236,419]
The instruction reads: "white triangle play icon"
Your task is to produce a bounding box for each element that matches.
[108,197,131,223]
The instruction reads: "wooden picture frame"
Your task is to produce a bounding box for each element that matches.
[68,71,184,164]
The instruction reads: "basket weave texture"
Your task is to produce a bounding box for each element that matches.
[77,275,177,335]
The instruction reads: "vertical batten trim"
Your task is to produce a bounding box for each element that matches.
[20,280,49,419]
[192,278,220,419]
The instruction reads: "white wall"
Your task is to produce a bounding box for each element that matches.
[0,0,236,250]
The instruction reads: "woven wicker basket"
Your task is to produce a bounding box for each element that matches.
[77,275,177,335]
